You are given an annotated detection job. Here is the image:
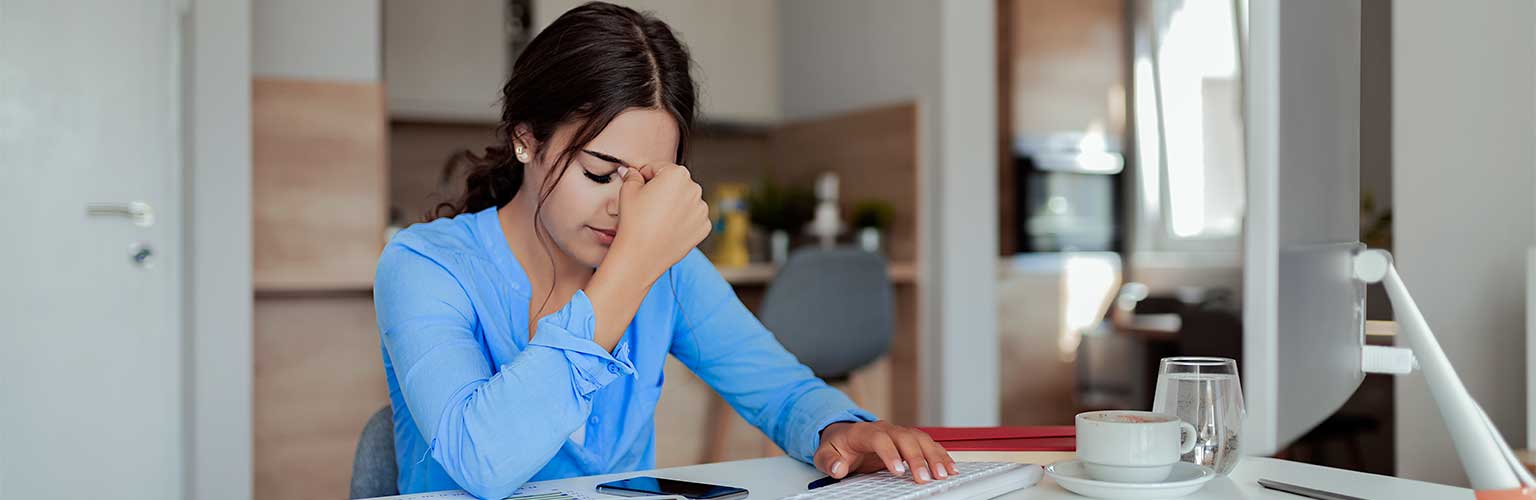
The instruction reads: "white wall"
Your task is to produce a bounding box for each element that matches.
[929,0,1001,426]
[777,0,932,122]
[185,0,252,499]
[254,0,380,82]
[384,0,507,122]
[777,0,1000,426]
[1394,0,1536,485]
[534,0,781,124]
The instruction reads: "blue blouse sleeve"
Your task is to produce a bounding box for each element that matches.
[374,244,636,499]
[666,249,878,463]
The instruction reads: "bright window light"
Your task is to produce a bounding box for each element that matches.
[1145,0,1246,241]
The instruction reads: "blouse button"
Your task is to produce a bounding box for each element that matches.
[607,363,619,374]
[589,415,601,425]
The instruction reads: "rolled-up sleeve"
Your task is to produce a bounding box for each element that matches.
[375,244,633,499]
[527,290,637,397]
[666,250,877,463]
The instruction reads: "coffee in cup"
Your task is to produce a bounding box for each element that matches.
[1075,410,1197,483]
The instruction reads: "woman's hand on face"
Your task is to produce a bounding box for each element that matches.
[612,162,710,281]
[813,421,958,484]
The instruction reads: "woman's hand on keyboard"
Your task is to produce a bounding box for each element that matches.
[814,421,957,485]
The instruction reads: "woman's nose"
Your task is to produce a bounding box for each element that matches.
[605,191,620,217]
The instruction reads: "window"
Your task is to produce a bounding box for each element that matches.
[1132,0,1247,251]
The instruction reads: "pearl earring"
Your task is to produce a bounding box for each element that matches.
[514,144,528,162]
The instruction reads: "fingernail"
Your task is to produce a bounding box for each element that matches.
[916,467,931,482]
[831,461,845,476]
[617,166,629,178]
[935,466,948,479]
[894,461,907,474]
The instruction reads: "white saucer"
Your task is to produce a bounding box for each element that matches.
[1044,459,1215,499]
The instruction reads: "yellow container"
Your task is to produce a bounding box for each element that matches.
[710,183,750,268]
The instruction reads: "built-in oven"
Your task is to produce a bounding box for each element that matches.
[1014,134,1124,253]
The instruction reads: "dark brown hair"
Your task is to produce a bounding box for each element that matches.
[434,1,698,219]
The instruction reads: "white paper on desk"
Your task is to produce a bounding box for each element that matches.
[382,482,604,500]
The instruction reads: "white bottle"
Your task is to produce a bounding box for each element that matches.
[808,172,843,247]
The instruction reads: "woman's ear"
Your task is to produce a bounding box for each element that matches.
[511,124,550,197]
[512,124,536,163]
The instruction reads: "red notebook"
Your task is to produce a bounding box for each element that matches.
[916,426,1075,452]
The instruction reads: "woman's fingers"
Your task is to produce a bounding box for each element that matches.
[890,430,934,483]
[634,162,689,182]
[633,163,662,181]
[813,439,858,479]
[918,432,956,479]
[816,423,958,484]
[865,430,906,478]
[617,162,648,207]
[812,444,842,478]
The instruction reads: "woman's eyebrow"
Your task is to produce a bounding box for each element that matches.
[582,149,632,168]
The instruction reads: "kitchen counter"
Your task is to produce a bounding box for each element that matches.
[716,261,917,286]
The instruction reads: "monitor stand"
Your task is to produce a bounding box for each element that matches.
[1354,249,1535,498]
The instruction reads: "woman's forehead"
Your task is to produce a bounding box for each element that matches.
[580,108,680,166]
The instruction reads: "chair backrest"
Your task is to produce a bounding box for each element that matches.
[759,247,894,380]
[350,406,398,499]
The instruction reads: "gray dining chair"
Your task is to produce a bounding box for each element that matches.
[759,247,895,381]
[350,406,398,499]
[702,247,895,461]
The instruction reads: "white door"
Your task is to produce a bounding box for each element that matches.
[0,0,185,498]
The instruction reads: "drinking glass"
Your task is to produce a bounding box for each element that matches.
[1151,357,1246,474]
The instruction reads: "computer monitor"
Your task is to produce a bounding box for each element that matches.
[1242,5,1534,490]
[1240,0,1366,456]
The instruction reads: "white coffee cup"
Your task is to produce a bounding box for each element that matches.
[1075,410,1197,483]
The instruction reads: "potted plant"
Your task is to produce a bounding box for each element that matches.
[850,199,894,253]
[746,179,815,264]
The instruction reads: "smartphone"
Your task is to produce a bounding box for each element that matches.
[595,476,749,499]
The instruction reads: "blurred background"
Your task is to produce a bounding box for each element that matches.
[5,1,1534,499]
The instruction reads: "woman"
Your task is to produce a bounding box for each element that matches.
[373,3,955,498]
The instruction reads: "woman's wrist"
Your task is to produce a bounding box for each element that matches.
[584,243,663,350]
[820,421,854,440]
[591,252,652,295]
[602,238,667,286]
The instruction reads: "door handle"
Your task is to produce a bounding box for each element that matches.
[86,201,155,227]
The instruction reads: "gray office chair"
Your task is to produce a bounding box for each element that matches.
[350,406,398,499]
[703,248,895,462]
[759,247,895,381]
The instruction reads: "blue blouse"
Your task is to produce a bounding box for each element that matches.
[373,207,876,499]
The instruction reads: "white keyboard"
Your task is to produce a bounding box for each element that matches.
[780,461,1043,500]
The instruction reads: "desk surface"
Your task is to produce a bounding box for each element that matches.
[371,451,1472,499]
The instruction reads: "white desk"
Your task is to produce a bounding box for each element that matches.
[372,451,1472,499]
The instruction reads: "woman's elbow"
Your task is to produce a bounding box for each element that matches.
[459,476,525,500]
[439,451,532,500]
[430,434,538,499]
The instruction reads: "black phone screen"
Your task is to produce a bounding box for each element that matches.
[596,476,748,499]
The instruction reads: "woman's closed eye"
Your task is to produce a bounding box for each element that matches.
[580,149,628,185]
[583,169,616,184]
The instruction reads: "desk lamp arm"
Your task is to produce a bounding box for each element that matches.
[1353,249,1534,497]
